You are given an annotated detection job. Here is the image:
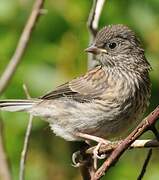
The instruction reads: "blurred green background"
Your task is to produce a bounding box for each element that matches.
[0,0,159,179]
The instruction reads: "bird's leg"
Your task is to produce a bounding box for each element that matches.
[75,132,110,169]
[76,132,110,144]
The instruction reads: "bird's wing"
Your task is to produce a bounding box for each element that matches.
[41,66,108,102]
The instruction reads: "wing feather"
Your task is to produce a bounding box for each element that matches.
[41,66,108,102]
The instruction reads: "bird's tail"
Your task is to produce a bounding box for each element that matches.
[0,99,36,112]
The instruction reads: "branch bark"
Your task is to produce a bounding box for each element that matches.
[0,0,45,94]
[137,149,152,180]
[19,115,33,180]
[19,85,33,180]
[87,0,106,36]
[0,1,45,179]
[0,118,11,180]
[87,0,106,69]
[79,138,159,180]
[94,106,159,180]
[79,147,96,180]
[86,139,159,155]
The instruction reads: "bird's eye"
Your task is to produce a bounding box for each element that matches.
[108,42,117,49]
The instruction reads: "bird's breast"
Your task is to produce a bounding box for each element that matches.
[94,72,151,138]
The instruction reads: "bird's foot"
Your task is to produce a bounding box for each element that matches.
[92,140,108,169]
[75,132,110,169]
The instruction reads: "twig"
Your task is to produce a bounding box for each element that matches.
[22,84,31,99]
[0,118,11,180]
[19,84,33,180]
[85,139,159,155]
[93,106,159,180]
[80,1,106,179]
[19,115,33,180]
[79,146,96,180]
[150,125,159,140]
[87,0,106,69]
[0,0,45,94]
[0,1,45,180]
[79,139,158,180]
[137,149,152,180]
[87,0,106,36]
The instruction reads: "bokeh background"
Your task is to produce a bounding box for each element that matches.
[0,0,159,179]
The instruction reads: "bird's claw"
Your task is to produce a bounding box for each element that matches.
[94,152,106,160]
[71,151,82,167]
[93,141,108,169]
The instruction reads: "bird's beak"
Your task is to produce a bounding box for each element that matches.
[85,45,107,54]
[85,45,100,54]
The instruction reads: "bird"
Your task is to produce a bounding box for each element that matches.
[0,24,151,154]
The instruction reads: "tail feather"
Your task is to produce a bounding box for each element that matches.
[0,100,36,112]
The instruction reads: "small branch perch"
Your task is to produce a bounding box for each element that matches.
[0,0,45,94]
[86,139,159,155]
[78,139,159,180]
[94,106,159,179]
[19,85,33,180]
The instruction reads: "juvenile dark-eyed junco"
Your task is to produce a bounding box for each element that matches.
[0,24,151,150]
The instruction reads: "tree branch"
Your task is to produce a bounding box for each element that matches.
[85,139,159,155]
[79,138,159,180]
[137,149,152,180]
[19,85,33,180]
[0,118,11,180]
[0,0,45,94]
[87,0,106,36]
[0,1,45,180]
[87,0,106,69]
[94,106,159,179]
[19,115,33,180]
[79,146,96,180]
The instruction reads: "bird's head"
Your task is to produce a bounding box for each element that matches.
[85,24,151,71]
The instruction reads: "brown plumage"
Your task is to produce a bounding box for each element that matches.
[0,24,151,142]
